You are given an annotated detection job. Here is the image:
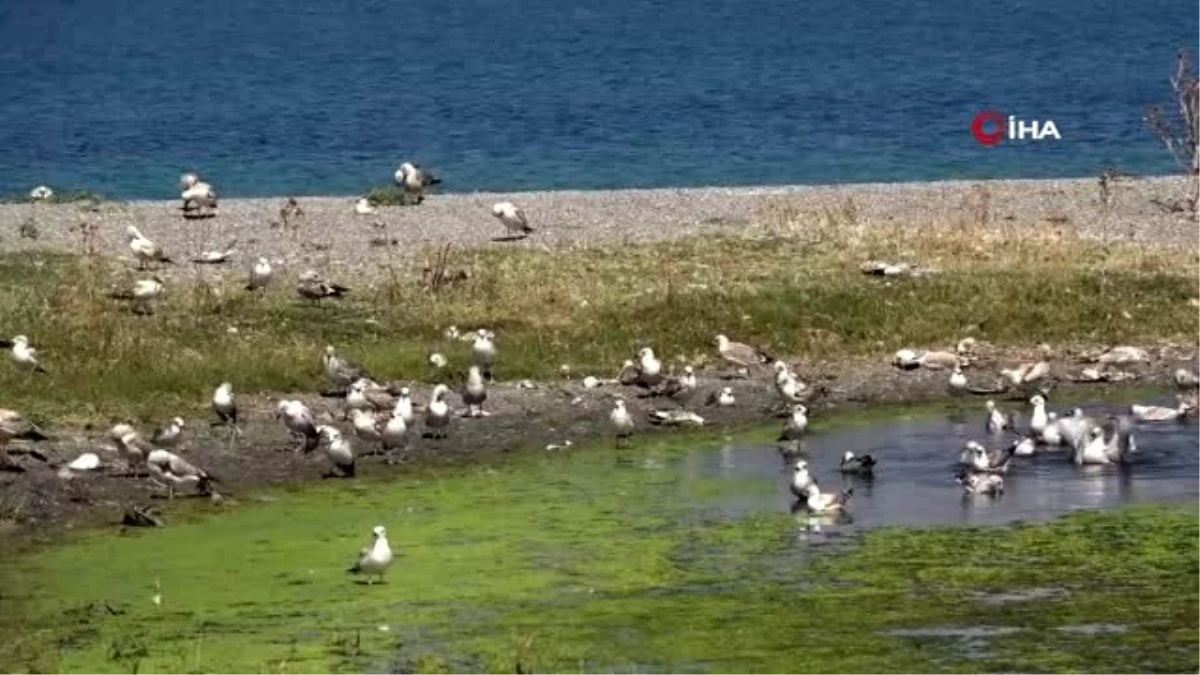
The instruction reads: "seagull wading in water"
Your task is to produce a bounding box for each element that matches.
[126,226,173,269]
[610,398,634,447]
[492,201,534,238]
[348,525,394,584]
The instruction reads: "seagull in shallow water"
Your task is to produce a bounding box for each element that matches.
[395,162,441,203]
[472,330,497,381]
[788,459,816,499]
[150,417,185,449]
[246,257,273,291]
[1012,437,1037,456]
[714,334,773,374]
[347,525,394,584]
[984,400,1009,434]
[492,201,534,238]
[146,449,214,499]
[462,366,489,417]
[276,400,320,452]
[838,451,876,476]
[801,483,852,514]
[1130,398,1193,422]
[959,440,1015,474]
[1028,395,1049,437]
[957,469,1004,496]
[126,226,173,269]
[610,399,634,447]
[316,425,355,477]
[778,405,808,441]
[1074,418,1136,465]
[3,335,47,374]
[424,384,451,439]
[212,382,239,432]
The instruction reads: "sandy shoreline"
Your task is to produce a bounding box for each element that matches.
[0,176,1194,282]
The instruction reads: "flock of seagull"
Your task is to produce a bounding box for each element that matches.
[11,172,1200,584]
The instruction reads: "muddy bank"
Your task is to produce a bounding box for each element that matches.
[0,343,1193,549]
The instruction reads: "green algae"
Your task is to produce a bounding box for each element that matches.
[0,430,1195,673]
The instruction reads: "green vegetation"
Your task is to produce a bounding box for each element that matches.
[0,209,1194,422]
[364,184,422,206]
[0,426,1194,673]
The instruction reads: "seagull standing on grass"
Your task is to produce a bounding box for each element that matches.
[714,334,772,374]
[192,239,238,264]
[246,257,273,291]
[150,417,185,449]
[146,449,214,500]
[492,201,534,238]
[462,366,489,417]
[395,162,441,203]
[424,384,451,439]
[316,425,355,477]
[126,226,173,269]
[610,399,634,447]
[276,400,320,452]
[110,275,165,314]
[2,335,47,373]
[347,525,393,584]
[298,271,349,302]
[472,330,497,381]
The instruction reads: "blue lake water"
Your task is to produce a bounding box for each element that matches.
[0,0,1195,198]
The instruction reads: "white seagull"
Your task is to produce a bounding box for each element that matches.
[428,352,448,370]
[1074,419,1137,465]
[424,384,451,439]
[492,201,534,238]
[1130,398,1193,422]
[192,238,238,265]
[324,345,371,393]
[393,387,416,427]
[347,525,394,585]
[3,335,47,374]
[126,226,173,269]
[30,185,53,201]
[316,425,355,477]
[381,410,408,454]
[462,365,489,417]
[610,399,634,447]
[212,382,238,430]
[778,404,808,441]
[714,334,772,373]
[276,400,320,452]
[146,449,214,499]
[1029,395,1049,437]
[354,197,377,215]
[957,470,1004,497]
[246,257,273,291]
[0,409,49,448]
[149,417,185,449]
[706,386,736,407]
[788,459,816,499]
[635,347,662,388]
[472,329,497,380]
[110,275,165,313]
[394,162,441,203]
[984,400,1009,434]
[180,174,217,212]
[948,364,968,394]
[959,440,1015,474]
[801,483,853,515]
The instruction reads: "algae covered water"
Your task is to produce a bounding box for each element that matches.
[0,401,1196,672]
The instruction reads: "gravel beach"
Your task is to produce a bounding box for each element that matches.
[0,176,1194,283]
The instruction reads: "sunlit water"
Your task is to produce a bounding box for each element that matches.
[686,399,1198,530]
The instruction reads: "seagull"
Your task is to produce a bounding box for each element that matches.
[392,387,416,427]
[1095,346,1149,365]
[2,335,47,373]
[647,409,705,426]
[180,175,217,212]
[1174,368,1200,390]
[1130,398,1193,422]
[324,345,371,393]
[892,349,923,370]
[492,201,534,238]
[192,239,238,264]
[109,275,165,313]
[610,399,634,447]
[280,197,304,226]
[347,525,393,584]
[212,382,238,431]
[778,404,808,441]
[788,459,816,499]
[315,425,355,477]
[1012,437,1037,456]
[472,330,497,380]
[1040,412,1063,446]
[773,363,810,406]
[1029,395,1049,437]
[354,197,377,215]
[635,347,662,388]
[714,334,772,374]
[984,400,1009,434]
[146,449,214,499]
[652,366,697,407]
[110,422,150,466]
[706,387,736,407]
[424,384,451,439]
[959,440,1015,474]
[0,409,49,448]
[30,185,53,201]
[1074,418,1137,465]
[948,364,968,394]
[350,408,383,445]
[462,366,489,417]
[381,410,408,454]
[428,352,448,370]
[276,400,320,452]
[395,162,441,203]
[246,257,273,291]
[1000,361,1051,389]
[298,271,349,302]
[126,226,173,269]
[617,360,640,386]
[838,451,876,476]
[66,452,102,471]
[346,378,395,414]
[149,417,185,449]
[957,469,1004,497]
[801,483,852,515]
